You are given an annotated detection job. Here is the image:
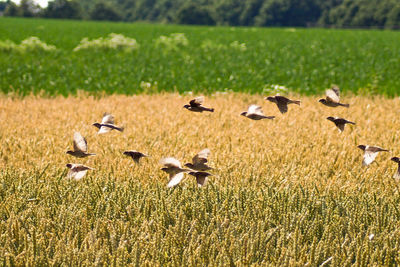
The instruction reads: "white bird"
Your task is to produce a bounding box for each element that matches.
[66,163,94,180]
[160,157,191,188]
[93,113,124,134]
[184,148,212,171]
[66,132,96,158]
[357,145,389,166]
[240,105,275,120]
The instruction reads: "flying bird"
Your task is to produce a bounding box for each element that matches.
[93,113,124,134]
[326,117,355,132]
[319,86,349,108]
[391,157,400,180]
[184,148,212,171]
[188,171,212,187]
[265,96,301,114]
[160,157,191,188]
[66,132,96,158]
[357,145,389,166]
[183,96,214,112]
[123,150,148,165]
[66,163,94,180]
[240,105,275,120]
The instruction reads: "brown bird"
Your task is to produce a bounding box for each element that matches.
[357,145,389,166]
[319,86,349,108]
[391,157,400,180]
[240,105,275,120]
[326,117,355,132]
[66,132,96,158]
[123,150,148,164]
[66,163,94,180]
[160,157,191,188]
[183,96,214,112]
[93,113,124,134]
[265,96,301,114]
[188,171,212,187]
[184,148,212,171]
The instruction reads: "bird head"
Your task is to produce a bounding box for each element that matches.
[240,112,247,116]
[318,99,326,104]
[265,96,276,103]
[92,123,101,129]
[188,171,197,176]
[391,157,400,163]
[66,163,72,168]
[326,116,335,122]
[184,163,194,169]
[66,150,74,155]
[183,104,190,109]
[357,145,366,151]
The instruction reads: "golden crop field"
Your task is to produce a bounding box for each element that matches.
[1,93,400,265]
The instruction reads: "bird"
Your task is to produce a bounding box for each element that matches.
[93,113,124,134]
[184,148,212,171]
[319,86,349,108]
[390,157,400,180]
[160,157,191,187]
[357,145,389,166]
[240,105,275,120]
[326,117,355,132]
[265,96,301,114]
[66,163,94,180]
[183,96,214,112]
[123,150,148,165]
[66,132,96,158]
[188,171,212,187]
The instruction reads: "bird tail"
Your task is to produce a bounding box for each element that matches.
[117,126,125,132]
[348,121,356,125]
[290,100,301,105]
[206,108,214,112]
[339,103,350,108]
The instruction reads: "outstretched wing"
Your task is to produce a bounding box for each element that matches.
[73,132,88,152]
[363,151,378,166]
[193,148,210,165]
[101,113,115,124]
[190,96,204,107]
[247,105,263,115]
[276,101,288,114]
[160,157,181,168]
[167,172,185,188]
[325,89,340,103]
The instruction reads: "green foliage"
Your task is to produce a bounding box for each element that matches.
[0,36,57,52]
[0,17,400,96]
[90,2,122,21]
[44,0,82,19]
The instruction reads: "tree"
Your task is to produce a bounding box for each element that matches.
[19,0,41,17]
[44,0,82,19]
[4,1,20,16]
[90,2,122,21]
[176,2,215,25]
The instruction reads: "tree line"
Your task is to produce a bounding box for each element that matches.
[1,0,399,28]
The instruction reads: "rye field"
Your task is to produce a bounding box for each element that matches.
[1,18,400,266]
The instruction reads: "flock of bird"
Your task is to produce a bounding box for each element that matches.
[65,85,400,186]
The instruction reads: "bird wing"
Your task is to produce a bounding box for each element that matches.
[325,89,340,103]
[276,101,288,114]
[247,105,263,115]
[167,172,185,187]
[195,172,210,187]
[160,157,181,168]
[101,113,115,124]
[363,151,378,166]
[336,122,345,132]
[73,170,88,180]
[190,96,204,107]
[193,148,210,165]
[98,126,112,134]
[367,146,388,153]
[73,132,88,152]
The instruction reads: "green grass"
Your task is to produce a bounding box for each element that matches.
[1,17,400,96]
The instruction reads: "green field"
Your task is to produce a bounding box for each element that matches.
[1,17,400,96]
